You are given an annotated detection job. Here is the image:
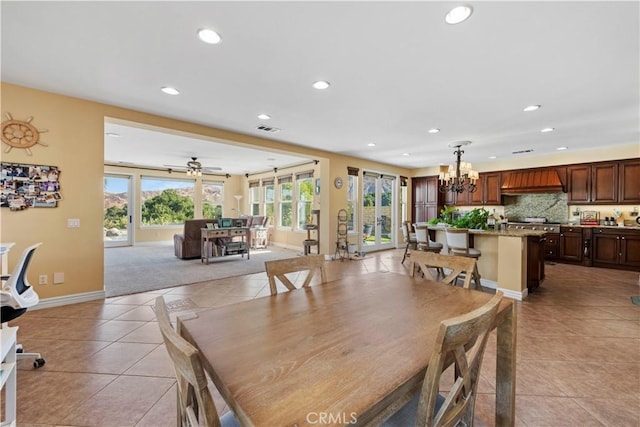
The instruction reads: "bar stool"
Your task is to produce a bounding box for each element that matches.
[414,225,444,253]
[445,228,482,290]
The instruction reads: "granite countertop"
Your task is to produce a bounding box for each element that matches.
[427,225,547,237]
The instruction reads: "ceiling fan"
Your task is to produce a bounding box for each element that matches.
[164,157,223,176]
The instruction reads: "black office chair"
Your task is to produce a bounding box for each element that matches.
[0,242,45,368]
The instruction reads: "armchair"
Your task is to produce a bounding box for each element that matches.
[174,219,217,259]
[0,242,46,368]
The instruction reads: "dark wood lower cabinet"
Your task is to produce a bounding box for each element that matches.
[592,228,640,270]
[527,235,545,293]
[559,227,583,263]
[544,233,559,259]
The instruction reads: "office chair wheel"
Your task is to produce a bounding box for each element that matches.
[33,358,45,369]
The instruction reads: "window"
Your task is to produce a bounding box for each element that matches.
[296,177,314,229]
[249,181,260,215]
[202,180,224,218]
[400,185,407,223]
[347,170,358,233]
[140,177,194,226]
[263,179,275,226]
[278,175,293,227]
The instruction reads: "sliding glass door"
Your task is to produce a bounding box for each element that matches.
[104,174,133,247]
[362,172,396,252]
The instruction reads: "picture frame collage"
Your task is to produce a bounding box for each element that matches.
[1,162,62,210]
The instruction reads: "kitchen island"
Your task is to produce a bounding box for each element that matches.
[426,225,547,300]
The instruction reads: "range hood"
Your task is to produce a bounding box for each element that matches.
[501,169,566,194]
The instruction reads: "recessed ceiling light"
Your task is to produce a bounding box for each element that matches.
[161,86,180,95]
[312,80,330,90]
[445,5,473,24]
[367,143,376,147]
[257,113,271,120]
[489,156,497,159]
[428,128,440,134]
[523,105,540,112]
[556,146,568,151]
[403,153,410,156]
[105,132,121,138]
[541,127,555,133]
[197,28,221,44]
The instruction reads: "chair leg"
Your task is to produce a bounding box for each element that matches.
[402,243,409,264]
[473,264,483,291]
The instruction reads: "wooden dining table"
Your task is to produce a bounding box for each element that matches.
[179,272,516,426]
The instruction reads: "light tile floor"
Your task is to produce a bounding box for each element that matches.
[3,249,639,426]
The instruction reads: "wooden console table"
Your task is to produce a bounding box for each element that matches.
[201,227,250,264]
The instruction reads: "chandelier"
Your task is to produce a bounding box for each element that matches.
[186,157,202,177]
[438,141,479,193]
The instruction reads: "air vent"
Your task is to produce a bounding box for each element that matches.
[512,149,534,154]
[256,125,281,133]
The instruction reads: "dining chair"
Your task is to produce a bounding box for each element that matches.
[155,296,240,427]
[409,251,477,289]
[415,225,444,254]
[444,228,482,290]
[264,254,327,295]
[401,221,418,264]
[382,292,504,427]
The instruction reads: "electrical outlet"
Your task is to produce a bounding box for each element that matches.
[53,272,64,284]
[39,274,48,285]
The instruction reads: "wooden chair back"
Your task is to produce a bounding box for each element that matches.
[155,296,223,427]
[416,292,503,426]
[265,254,327,295]
[445,228,471,255]
[409,251,476,289]
[403,221,417,244]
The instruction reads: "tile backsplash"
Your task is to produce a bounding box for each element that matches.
[503,193,568,223]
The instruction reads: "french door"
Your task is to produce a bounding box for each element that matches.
[362,172,396,252]
[103,174,133,247]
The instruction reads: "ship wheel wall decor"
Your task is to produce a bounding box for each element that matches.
[1,113,49,155]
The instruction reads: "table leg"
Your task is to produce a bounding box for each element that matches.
[495,302,517,426]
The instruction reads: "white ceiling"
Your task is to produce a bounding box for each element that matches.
[2,1,638,175]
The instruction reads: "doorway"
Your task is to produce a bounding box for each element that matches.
[103,174,133,247]
[362,172,396,252]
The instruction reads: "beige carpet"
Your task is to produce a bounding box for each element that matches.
[104,242,299,297]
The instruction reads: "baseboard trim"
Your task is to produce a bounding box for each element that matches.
[479,278,497,289]
[34,290,106,310]
[497,287,527,301]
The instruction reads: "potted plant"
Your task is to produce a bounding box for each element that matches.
[452,207,490,230]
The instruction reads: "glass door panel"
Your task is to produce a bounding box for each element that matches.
[362,173,395,252]
[104,174,132,247]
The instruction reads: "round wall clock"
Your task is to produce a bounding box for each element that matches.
[1,113,48,155]
[334,176,343,189]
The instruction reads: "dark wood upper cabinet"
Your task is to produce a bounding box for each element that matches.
[456,172,501,206]
[568,161,620,204]
[618,159,640,203]
[591,162,618,203]
[567,165,591,203]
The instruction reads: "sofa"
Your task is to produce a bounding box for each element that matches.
[174,218,217,259]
